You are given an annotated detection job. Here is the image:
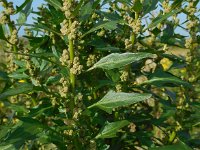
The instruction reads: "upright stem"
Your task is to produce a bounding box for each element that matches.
[68,20,75,91]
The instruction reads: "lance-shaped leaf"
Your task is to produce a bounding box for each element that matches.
[143,8,181,31]
[95,120,130,139]
[88,52,155,71]
[88,91,151,114]
[82,20,120,37]
[141,71,191,87]
[150,141,192,150]
[45,0,62,10]
[0,83,33,99]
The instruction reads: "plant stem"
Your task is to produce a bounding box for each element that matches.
[68,18,75,91]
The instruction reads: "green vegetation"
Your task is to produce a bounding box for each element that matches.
[0,0,200,149]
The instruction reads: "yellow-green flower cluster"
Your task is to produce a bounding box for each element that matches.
[124,15,141,34]
[9,29,18,45]
[70,57,83,75]
[124,38,132,50]
[60,19,80,40]
[134,75,148,85]
[5,53,18,73]
[142,59,157,73]
[0,2,14,24]
[185,38,193,49]
[86,54,97,67]
[59,49,70,66]
[62,0,73,18]
[120,70,129,82]
[185,1,197,16]
[58,77,69,98]
[116,84,122,92]
[162,0,171,14]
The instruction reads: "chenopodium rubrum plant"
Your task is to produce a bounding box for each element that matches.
[0,0,199,149]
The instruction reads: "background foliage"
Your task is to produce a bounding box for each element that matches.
[0,0,200,149]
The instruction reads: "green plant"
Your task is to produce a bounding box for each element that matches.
[0,0,199,149]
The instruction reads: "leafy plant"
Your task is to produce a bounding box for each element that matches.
[0,0,199,149]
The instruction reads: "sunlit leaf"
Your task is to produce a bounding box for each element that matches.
[88,91,151,114]
[88,52,155,71]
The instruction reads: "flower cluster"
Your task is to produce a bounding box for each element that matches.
[185,1,196,16]
[142,59,157,73]
[124,38,132,50]
[70,57,83,75]
[59,49,70,66]
[120,70,129,82]
[60,20,80,40]
[58,77,69,98]
[0,11,8,24]
[86,54,97,67]
[5,53,18,73]
[134,75,148,85]
[0,2,14,24]
[62,0,73,18]
[116,84,122,92]
[162,0,171,14]
[9,29,18,45]
[185,38,193,49]
[124,16,141,34]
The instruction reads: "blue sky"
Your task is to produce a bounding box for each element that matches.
[0,0,199,36]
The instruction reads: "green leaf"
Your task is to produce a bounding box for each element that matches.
[82,21,119,37]
[95,120,130,139]
[80,2,93,21]
[142,71,191,87]
[8,72,29,79]
[144,8,181,31]
[150,141,192,150]
[45,0,62,10]
[88,91,151,114]
[88,52,155,71]
[8,104,28,114]
[132,0,142,13]
[0,118,45,149]
[0,71,9,81]
[171,0,184,9]
[16,0,32,14]
[143,0,159,15]
[0,144,16,150]
[0,83,33,99]
[17,12,27,24]
[0,25,6,40]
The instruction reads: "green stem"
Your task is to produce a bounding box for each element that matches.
[68,18,75,92]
